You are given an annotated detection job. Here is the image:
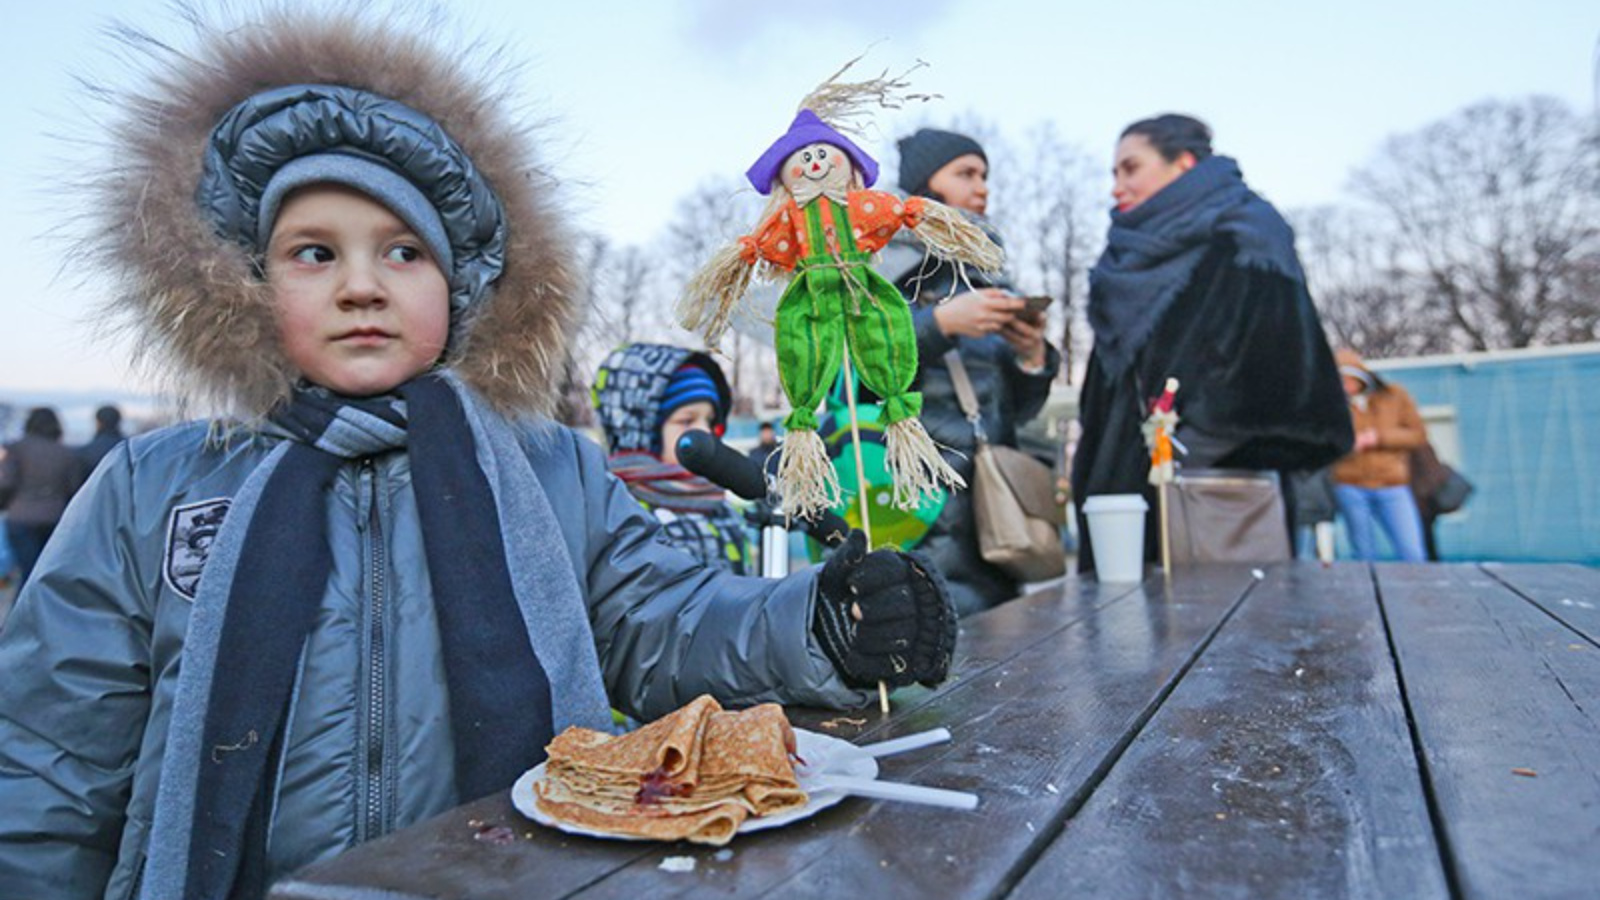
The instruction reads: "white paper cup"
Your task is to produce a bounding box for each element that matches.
[1082,494,1149,583]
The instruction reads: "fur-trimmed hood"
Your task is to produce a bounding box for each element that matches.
[79,3,576,417]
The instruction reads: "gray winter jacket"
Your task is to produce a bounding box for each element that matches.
[0,419,864,898]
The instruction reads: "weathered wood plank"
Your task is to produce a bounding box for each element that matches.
[1014,562,1448,899]
[1481,562,1600,645]
[1377,563,1600,900]
[787,576,1139,740]
[567,568,1259,899]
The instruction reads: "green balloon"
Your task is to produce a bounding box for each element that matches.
[818,401,944,553]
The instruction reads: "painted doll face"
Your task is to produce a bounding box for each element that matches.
[779,142,854,196]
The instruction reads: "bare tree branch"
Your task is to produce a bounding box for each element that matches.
[1347,95,1600,352]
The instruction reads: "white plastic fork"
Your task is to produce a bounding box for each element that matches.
[856,727,952,758]
[812,774,979,810]
[810,727,975,809]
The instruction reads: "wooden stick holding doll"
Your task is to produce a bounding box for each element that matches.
[678,61,1004,523]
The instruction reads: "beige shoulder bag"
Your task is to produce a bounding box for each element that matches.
[944,351,1066,582]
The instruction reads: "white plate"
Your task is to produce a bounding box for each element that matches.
[511,727,879,841]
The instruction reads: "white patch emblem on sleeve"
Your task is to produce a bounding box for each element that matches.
[164,498,232,601]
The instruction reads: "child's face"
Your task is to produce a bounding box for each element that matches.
[267,185,450,397]
[659,401,717,467]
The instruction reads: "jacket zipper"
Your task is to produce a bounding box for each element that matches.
[360,458,391,841]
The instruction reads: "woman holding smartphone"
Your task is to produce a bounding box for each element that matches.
[1070,114,1351,575]
[872,127,1061,614]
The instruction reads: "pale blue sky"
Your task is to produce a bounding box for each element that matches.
[1,0,1593,393]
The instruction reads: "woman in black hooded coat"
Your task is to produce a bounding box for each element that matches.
[1070,114,1351,574]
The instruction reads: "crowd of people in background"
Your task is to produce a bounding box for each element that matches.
[1,113,1473,606]
[578,114,1470,604]
[642,115,1464,580]
[0,405,124,592]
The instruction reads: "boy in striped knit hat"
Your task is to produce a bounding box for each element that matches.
[592,343,751,573]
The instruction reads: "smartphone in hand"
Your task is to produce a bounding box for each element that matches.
[1022,295,1052,314]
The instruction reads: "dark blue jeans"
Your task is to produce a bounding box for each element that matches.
[4,521,55,589]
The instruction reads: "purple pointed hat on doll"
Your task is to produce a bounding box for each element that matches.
[745,109,880,195]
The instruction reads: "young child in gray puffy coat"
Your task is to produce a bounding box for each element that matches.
[0,8,956,898]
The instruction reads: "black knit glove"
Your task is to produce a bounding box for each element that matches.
[813,530,957,689]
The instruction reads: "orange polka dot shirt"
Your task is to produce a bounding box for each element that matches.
[739,191,926,270]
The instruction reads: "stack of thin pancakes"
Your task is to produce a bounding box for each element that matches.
[535,694,809,845]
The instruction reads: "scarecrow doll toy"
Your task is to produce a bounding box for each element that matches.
[1142,377,1181,579]
[680,65,1004,521]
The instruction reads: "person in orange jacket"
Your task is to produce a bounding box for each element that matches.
[1329,349,1428,561]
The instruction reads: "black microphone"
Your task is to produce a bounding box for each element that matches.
[676,430,851,546]
[676,430,768,501]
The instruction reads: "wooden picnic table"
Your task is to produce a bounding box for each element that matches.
[270,562,1599,900]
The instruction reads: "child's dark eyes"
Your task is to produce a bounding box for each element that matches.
[385,244,424,264]
[291,244,335,264]
[284,244,423,265]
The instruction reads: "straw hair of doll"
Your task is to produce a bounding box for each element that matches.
[678,243,756,348]
[910,201,1005,274]
[795,56,935,137]
[776,430,843,520]
[884,417,965,510]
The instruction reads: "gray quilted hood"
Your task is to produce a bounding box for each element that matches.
[76,5,577,417]
[199,83,507,336]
